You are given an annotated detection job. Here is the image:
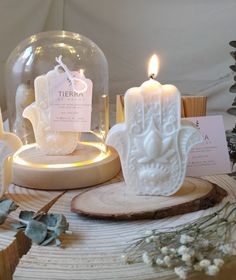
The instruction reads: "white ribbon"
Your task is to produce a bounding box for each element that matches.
[55,55,88,94]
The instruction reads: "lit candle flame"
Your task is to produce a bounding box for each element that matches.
[148,54,159,79]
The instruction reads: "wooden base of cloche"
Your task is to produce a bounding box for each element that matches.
[12,143,120,190]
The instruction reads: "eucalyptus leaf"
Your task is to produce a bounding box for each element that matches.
[230,65,236,72]
[230,51,236,60]
[19,210,35,221]
[0,199,18,213]
[55,238,61,247]
[17,210,69,246]
[229,41,236,48]
[230,83,236,93]
[0,198,18,225]
[40,232,57,246]
[11,223,26,231]
[227,107,236,116]
[0,210,7,225]
[232,97,236,106]
[25,219,48,244]
[39,214,69,235]
[39,213,60,227]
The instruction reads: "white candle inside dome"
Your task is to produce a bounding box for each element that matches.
[23,68,80,156]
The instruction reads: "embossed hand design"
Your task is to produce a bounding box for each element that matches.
[23,69,79,156]
[106,81,202,196]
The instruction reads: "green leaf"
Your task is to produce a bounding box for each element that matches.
[19,210,35,221]
[25,220,48,244]
[0,210,7,225]
[2,205,70,247]
[40,232,57,246]
[0,199,18,213]
[0,198,18,225]
[40,213,69,235]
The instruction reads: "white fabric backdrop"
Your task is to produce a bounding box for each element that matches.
[0,0,235,127]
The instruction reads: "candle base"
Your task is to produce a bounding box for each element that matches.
[12,143,120,190]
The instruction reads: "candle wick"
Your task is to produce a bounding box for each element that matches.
[149,74,155,79]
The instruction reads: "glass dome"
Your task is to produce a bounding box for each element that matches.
[5,30,109,145]
[4,31,120,190]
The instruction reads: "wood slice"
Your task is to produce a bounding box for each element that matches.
[12,143,120,190]
[71,177,227,220]
[12,175,236,280]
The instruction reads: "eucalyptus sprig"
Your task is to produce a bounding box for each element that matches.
[13,210,70,246]
[122,202,236,279]
[0,197,70,247]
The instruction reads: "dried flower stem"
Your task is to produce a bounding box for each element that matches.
[123,202,236,279]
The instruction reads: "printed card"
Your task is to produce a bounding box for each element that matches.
[186,115,231,177]
[49,71,93,132]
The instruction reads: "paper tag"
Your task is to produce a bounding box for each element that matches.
[50,71,93,132]
[186,115,231,177]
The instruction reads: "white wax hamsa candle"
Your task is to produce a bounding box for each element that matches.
[23,62,80,156]
[106,55,202,196]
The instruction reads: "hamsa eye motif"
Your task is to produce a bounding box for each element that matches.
[106,83,202,196]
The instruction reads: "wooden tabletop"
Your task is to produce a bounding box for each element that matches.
[1,174,236,280]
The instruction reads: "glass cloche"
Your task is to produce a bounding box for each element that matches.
[5,30,109,144]
[5,31,120,190]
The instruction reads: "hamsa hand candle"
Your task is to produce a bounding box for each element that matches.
[23,56,93,156]
[0,109,22,197]
[106,55,202,196]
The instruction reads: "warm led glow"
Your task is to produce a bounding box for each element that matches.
[79,69,85,77]
[29,35,37,43]
[13,142,110,169]
[148,54,159,79]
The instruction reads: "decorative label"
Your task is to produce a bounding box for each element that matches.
[50,71,93,132]
[186,115,231,177]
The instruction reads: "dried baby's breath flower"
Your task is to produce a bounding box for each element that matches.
[193,263,202,272]
[156,257,164,266]
[121,254,133,264]
[218,243,233,255]
[123,202,236,279]
[142,252,153,265]
[163,255,172,267]
[198,238,210,248]
[161,246,169,255]
[177,245,189,256]
[199,259,211,268]
[181,253,192,263]
[213,258,224,268]
[180,234,194,245]
[174,266,188,279]
[206,264,220,276]
[170,248,176,254]
[145,236,153,243]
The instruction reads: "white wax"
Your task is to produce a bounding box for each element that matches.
[0,109,22,198]
[13,83,35,143]
[23,69,80,156]
[106,79,202,196]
